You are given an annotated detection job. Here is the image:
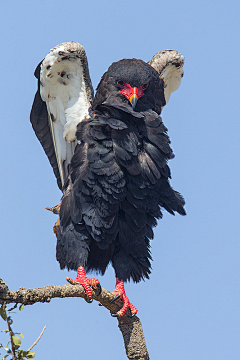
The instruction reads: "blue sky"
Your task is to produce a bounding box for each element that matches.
[1,0,240,359]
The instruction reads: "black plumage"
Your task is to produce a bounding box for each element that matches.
[56,59,186,283]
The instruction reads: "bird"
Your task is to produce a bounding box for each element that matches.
[30,42,186,317]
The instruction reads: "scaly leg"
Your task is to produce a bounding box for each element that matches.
[66,266,101,300]
[111,278,138,317]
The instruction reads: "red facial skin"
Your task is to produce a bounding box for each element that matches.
[117,81,147,106]
[112,278,138,317]
[66,266,100,299]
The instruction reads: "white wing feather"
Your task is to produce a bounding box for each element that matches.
[40,42,93,187]
[149,50,184,106]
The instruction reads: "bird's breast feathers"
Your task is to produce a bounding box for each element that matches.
[73,109,173,188]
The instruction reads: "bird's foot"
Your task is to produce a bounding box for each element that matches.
[111,278,138,317]
[66,266,101,301]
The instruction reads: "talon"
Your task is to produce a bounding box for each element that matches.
[66,277,76,285]
[111,313,119,318]
[129,302,138,316]
[85,298,93,303]
[128,312,137,318]
[110,294,121,303]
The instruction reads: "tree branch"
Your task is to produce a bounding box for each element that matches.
[0,279,149,360]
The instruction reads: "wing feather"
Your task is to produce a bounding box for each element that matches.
[30,42,93,190]
[148,49,184,106]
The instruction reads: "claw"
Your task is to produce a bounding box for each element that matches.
[128,312,136,318]
[66,278,75,285]
[110,294,121,303]
[129,302,138,316]
[85,298,93,303]
[111,313,119,318]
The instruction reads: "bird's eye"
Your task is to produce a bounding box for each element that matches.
[142,84,148,90]
[117,80,125,87]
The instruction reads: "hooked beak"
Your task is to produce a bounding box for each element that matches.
[129,87,138,109]
[118,82,145,110]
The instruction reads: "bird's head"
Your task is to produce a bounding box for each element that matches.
[92,59,165,114]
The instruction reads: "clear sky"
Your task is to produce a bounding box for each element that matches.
[1,0,239,359]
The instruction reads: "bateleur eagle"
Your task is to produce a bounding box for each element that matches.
[30,42,186,317]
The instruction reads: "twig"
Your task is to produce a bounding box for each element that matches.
[0,279,149,359]
[27,325,46,352]
[5,303,16,360]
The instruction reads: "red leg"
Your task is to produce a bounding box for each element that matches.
[112,278,138,317]
[66,266,101,299]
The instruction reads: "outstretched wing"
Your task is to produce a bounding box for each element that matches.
[148,50,184,107]
[30,42,94,190]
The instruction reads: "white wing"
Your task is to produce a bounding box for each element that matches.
[31,42,93,189]
[149,50,184,106]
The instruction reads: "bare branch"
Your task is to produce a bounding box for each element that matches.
[0,279,149,359]
[27,325,46,352]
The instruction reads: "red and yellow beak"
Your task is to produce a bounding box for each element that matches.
[129,87,138,109]
[118,81,145,110]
